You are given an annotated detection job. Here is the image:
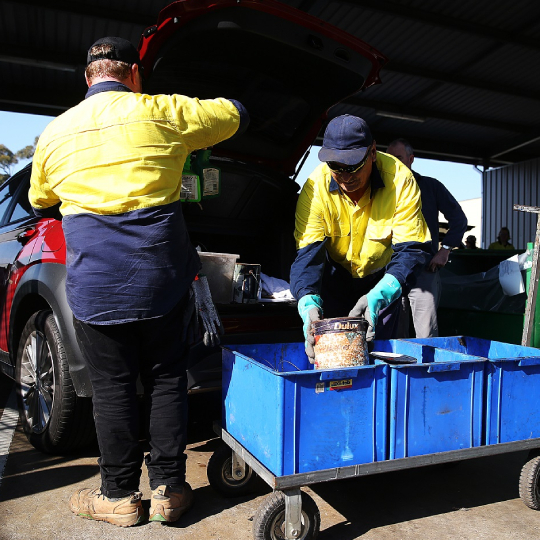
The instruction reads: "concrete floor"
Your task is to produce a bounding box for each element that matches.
[1,384,540,539]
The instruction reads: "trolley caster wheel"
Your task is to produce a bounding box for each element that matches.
[207,442,259,497]
[520,454,540,509]
[253,491,320,540]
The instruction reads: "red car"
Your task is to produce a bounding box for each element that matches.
[0,0,386,454]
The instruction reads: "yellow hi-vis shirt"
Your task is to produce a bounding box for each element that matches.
[294,151,430,278]
[30,91,241,216]
[28,86,244,324]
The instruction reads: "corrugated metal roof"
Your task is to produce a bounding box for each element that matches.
[1,0,540,165]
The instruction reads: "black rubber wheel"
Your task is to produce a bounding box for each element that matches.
[519,455,540,510]
[15,310,95,454]
[207,442,259,497]
[253,491,320,540]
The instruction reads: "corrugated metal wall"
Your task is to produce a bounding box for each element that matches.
[483,158,540,250]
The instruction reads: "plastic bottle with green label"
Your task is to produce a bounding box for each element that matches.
[195,149,221,199]
[180,154,201,203]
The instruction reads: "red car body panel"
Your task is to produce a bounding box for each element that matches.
[0,219,65,352]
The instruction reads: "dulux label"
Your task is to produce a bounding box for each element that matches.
[333,322,359,330]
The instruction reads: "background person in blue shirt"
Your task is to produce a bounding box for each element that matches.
[387,138,468,338]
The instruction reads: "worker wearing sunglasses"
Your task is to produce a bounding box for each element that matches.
[324,145,375,204]
[326,151,371,174]
[290,115,432,362]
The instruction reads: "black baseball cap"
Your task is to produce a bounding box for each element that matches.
[87,37,141,67]
[318,115,373,165]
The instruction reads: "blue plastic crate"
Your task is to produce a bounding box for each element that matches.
[222,343,388,476]
[403,337,540,445]
[372,339,486,459]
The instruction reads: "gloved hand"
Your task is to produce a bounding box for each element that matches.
[347,295,375,341]
[349,274,402,335]
[297,294,323,363]
[191,275,224,347]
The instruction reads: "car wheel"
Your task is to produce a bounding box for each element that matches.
[15,310,95,453]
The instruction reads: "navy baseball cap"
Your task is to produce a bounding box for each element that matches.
[318,115,373,165]
[87,37,141,67]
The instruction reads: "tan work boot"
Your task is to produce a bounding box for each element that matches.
[69,487,144,527]
[149,483,193,523]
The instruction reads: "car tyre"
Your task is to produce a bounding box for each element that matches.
[15,310,95,453]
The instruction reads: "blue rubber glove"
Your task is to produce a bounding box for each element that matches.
[297,294,323,362]
[349,274,402,329]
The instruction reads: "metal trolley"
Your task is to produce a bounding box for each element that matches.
[206,338,540,540]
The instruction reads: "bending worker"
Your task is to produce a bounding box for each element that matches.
[290,115,431,360]
[30,37,249,527]
[387,138,467,338]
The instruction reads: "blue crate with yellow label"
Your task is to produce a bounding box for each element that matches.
[222,342,388,476]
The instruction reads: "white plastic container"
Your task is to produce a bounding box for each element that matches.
[198,252,240,304]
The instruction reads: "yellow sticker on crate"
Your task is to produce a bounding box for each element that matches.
[329,379,353,391]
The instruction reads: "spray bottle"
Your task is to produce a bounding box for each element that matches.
[195,148,221,199]
[180,153,201,203]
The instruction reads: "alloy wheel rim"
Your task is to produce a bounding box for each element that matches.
[20,330,54,434]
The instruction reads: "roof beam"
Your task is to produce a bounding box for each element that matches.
[490,133,540,159]
[335,0,540,51]
[345,97,532,134]
[0,85,77,114]
[0,45,79,72]
[3,48,538,105]
[384,61,540,103]
[0,53,77,72]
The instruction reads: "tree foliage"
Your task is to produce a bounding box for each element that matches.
[0,136,39,184]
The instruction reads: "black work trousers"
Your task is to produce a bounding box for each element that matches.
[321,263,401,339]
[73,295,190,498]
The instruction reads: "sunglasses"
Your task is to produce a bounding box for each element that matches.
[327,148,371,174]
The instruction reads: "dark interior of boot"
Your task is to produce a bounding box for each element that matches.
[143,6,372,165]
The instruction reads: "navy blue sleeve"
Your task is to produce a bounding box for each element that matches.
[32,203,62,220]
[227,99,250,137]
[434,180,468,248]
[290,240,327,300]
[386,240,432,289]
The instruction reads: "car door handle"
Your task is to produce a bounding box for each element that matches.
[17,228,36,244]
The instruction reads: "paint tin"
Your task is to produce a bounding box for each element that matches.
[312,317,370,369]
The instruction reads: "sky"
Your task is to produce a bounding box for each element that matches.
[1,111,55,175]
[1,111,482,202]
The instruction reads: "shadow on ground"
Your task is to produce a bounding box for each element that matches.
[309,451,529,539]
[0,390,223,504]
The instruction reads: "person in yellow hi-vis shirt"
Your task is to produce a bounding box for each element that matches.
[290,115,431,361]
[488,227,514,250]
[30,37,249,527]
